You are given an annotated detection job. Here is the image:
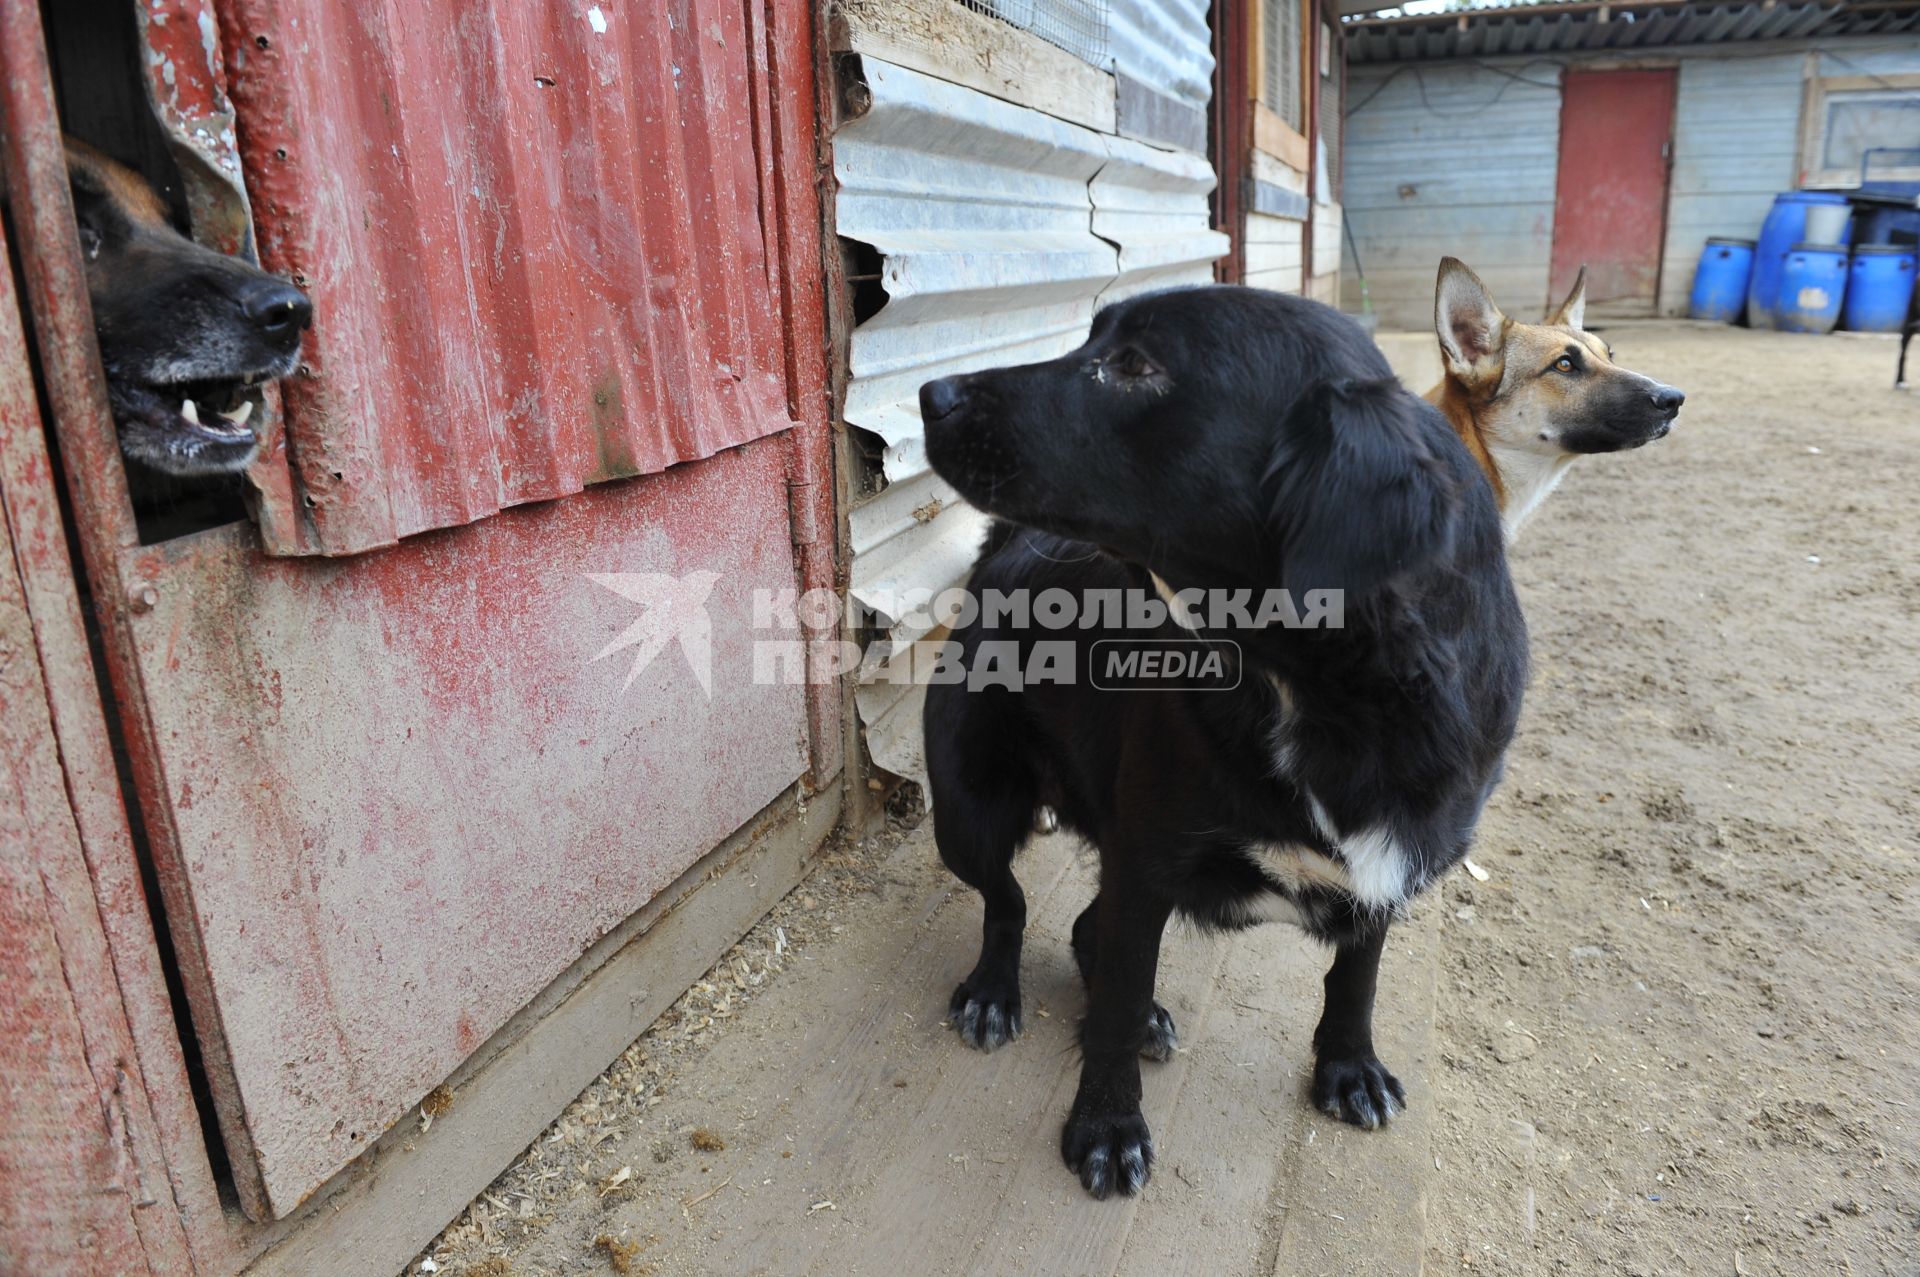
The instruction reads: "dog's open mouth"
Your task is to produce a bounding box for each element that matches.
[108,371,275,474]
[139,376,263,441]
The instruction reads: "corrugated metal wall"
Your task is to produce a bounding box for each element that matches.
[22,0,832,1222]
[221,0,800,557]
[1111,0,1214,110]
[834,7,1226,783]
[1339,59,1564,328]
[1665,43,1920,314]
[1343,39,1920,328]
[837,59,1101,776]
[1110,0,1213,149]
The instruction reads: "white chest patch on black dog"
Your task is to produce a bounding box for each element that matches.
[1263,679,1416,913]
[1302,796,1416,910]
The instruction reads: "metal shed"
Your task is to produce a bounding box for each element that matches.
[1337,1,1920,326]
[1,0,839,1271]
[4,1,1359,1271]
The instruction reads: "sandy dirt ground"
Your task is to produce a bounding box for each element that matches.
[1417,323,1919,1277]
[417,323,1919,1277]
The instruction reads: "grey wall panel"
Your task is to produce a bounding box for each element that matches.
[1664,43,1920,314]
[1338,61,1564,327]
[1110,0,1215,110]
[1661,52,1805,314]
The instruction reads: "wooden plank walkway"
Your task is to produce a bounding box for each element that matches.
[576,824,1439,1277]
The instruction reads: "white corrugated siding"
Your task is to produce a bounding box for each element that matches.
[1109,0,1215,108]
[1339,61,1564,327]
[1095,134,1230,298]
[1247,212,1304,291]
[1313,200,1343,279]
[835,55,1225,781]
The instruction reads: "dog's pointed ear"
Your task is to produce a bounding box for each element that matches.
[1548,266,1588,330]
[1435,257,1508,390]
[1267,379,1461,602]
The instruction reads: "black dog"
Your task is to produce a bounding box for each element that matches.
[918,286,1529,1199]
[66,138,310,477]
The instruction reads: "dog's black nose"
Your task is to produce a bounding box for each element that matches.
[920,376,969,424]
[1650,384,1685,415]
[242,279,313,344]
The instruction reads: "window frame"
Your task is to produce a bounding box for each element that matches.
[1318,14,1343,201]
[1799,73,1920,189]
[1252,0,1312,171]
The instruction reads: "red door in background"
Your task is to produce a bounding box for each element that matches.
[1550,69,1677,315]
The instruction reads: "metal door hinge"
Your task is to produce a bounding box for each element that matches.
[788,480,819,546]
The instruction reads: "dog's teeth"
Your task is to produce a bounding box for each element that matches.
[219,400,255,427]
[180,398,200,424]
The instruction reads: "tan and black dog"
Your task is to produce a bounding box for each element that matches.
[1427,257,1684,537]
[64,138,310,477]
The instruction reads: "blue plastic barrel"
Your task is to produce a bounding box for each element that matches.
[1776,243,1849,334]
[1841,246,1916,332]
[1689,238,1754,323]
[1750,192,1853,330]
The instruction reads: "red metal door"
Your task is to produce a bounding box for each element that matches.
[0,0,833,1226]
[1550,68,1676,315]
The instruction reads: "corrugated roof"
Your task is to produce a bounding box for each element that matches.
[1345,0,1920,63]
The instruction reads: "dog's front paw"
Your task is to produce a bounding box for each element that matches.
[1311,1051,1406,1130]
[1140,1002,1179,1062]
[949,978,1022,1052]
[1060,1108,1153,1199]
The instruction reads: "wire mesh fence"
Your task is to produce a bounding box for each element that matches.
[958,0,1110,67]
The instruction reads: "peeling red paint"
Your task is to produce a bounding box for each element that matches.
[124,437,810,1216]
[0,31,199,1265]
[210,0,802,557]
[3,0,838,1246]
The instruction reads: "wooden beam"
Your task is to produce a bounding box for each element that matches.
[1254,104,1311,172]
[829,0,1117,134]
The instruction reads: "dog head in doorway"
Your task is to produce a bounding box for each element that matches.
[66,138,310,477]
